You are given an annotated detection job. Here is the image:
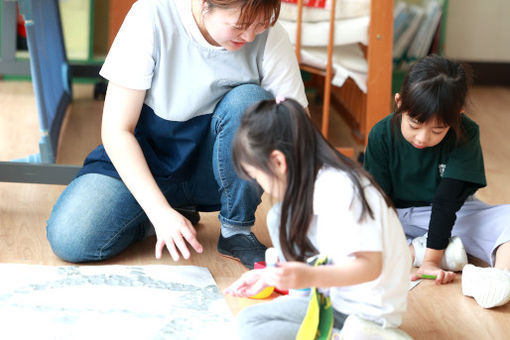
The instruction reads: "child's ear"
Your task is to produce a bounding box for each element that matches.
[270,150,287,177]
[394,93,402,108]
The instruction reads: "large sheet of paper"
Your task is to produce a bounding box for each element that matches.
[0,264,237,339]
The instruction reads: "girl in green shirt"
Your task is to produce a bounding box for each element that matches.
[364,55,510,309]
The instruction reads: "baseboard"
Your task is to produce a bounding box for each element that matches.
[463,61,510,86]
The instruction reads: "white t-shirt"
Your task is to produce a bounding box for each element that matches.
[100,0,308,116]
[308,167,411,327]
[87,0,308,180]
[174,1,306,107]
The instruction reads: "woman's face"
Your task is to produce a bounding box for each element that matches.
[400,113,450,149]
[199,4,269,51]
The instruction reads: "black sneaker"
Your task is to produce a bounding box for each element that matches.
[217,233,267,269]
[175,206,200,225]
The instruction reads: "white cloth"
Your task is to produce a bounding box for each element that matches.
[278,16,370,91]
[298,44,368,92]
[279,0,371,22]
[397,196,510,266]
[308,167,411,328]
[100,0,308,121]
[279,16,370,47]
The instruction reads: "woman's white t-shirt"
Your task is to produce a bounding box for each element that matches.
[83,0,307,180]
[100,0,308,115]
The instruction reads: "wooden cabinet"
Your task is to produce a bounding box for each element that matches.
[107,0,136,48]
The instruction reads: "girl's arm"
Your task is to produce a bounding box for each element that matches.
[427,178,476,249]
[101,82,203,261]
[268,251,383,290]
[225,251,382,297]
[418,177,475,284]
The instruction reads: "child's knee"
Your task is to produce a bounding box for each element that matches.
[237,307,263,340]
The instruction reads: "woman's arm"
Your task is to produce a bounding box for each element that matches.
[101,82,203,261]
[260,23,308,109]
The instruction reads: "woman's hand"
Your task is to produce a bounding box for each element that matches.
[411,261,456,284]
[153,207,203,261]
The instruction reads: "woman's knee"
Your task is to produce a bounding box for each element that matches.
[46,174,135,263]
[226,84,273,103]
[215,84,274,122]
[47,221,88,263]
[46,202,102,263]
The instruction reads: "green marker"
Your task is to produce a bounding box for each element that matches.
[421,274,437,280]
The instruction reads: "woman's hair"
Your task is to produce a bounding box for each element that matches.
[205,0,280,29]
[393,54,471,142]
[232,98,392,261]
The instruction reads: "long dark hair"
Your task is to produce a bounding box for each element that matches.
[232,99,392,261]
[393,54,471,142]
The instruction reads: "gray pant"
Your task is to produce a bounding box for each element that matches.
[397,196,510,266]
[238,295,347,340]
[237,203,347,340]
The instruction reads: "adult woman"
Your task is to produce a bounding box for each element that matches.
[46,0,308,269]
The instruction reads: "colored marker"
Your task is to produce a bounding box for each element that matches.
[265,247,278,268]
[421,274,437,280]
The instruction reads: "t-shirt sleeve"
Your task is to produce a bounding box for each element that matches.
[260,23,308,108]
[443,117,486,188]
[363,119,393,198]
[99,1,156,90]
[427,178,475,249]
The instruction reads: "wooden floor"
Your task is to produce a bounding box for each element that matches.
[1,80,509,339]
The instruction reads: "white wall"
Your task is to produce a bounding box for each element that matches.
[59,0,91,60]
[444,0,510,62]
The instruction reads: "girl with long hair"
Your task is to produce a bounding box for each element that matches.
[225,98,411,339]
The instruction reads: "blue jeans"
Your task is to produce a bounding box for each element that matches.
[47,84,273,262]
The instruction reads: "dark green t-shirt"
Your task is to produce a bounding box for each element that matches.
[364,113,486,208]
